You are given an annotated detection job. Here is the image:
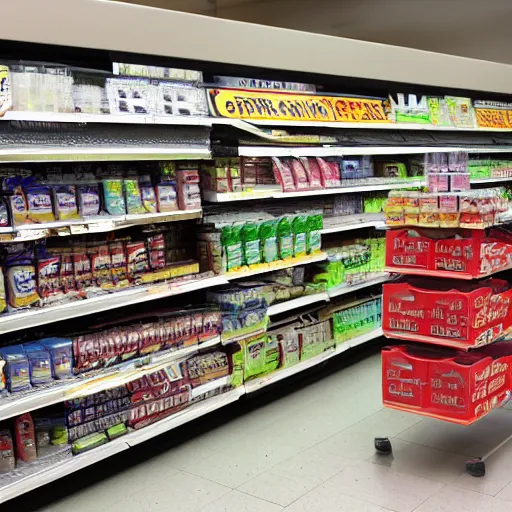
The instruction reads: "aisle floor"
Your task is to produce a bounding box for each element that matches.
[14,352,512,512]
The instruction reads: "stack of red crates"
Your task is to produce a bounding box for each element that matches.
[382,228,512,424]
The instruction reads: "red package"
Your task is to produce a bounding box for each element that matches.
[316,157,341,188]
[272,157,296,192]
[37,256,60,299]
[60,253,76,293]
[289,158,310,190]
[110,242,128,283]
[300,157,324,189]
[14,413,37,463]
[148,234,166,270]
[126,242,149,276]
[73,251,92,290]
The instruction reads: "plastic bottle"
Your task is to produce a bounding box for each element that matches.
[241,222,261,266]
[259,220,278,263]
[292,215,308,257]
[277,217,293,260]
[307,214,323,254]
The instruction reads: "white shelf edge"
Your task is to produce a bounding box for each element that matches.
[224,253,327,280]
[267,293,330,316]
[0,276,229,335]
[204,182,423,202]
[244,327,383,393]
[321,220,386,234]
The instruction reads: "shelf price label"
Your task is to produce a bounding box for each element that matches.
[207,88,389,124]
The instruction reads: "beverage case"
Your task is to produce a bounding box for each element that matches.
[382,279,512,349]
[382,344,512,425]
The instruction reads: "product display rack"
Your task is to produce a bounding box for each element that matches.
[2,0,512,502]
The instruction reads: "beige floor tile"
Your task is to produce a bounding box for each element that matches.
[326,460,443,512]
[202,490,283,511]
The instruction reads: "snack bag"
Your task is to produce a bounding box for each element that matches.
[0,197,10,227]
[289,158,310,190]
[127,242,149,275]
[259,220,278,263]
[140,175,157,213]
[277,217,293,260]
[73,249,92,290]
[39,337,73,379]
[37,256,61,303]
[7,265,39,309]
[77,184,101,217]
[25,182,55,223]
[53,185,79,221]
[90,244,112,288]
[124,179,145,215]
[110,241,128,283]
[60,252,76,293]
[241,222,261,266]
[316,158,341,188]
[24,344,52,386]
[0,346,31,392]
[292,215,308,257]
[272,157,295,192]
[221,225,243,271]
[300,157,323,189]
[5,176,29,225]
[103,179,125,216]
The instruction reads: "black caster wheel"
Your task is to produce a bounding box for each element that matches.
[466,458,485,477]
[374,437,392,455]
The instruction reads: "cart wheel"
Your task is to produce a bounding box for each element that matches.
[374,437,392,455]
[466,458,485,477]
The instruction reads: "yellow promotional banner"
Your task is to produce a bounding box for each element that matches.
[476,108,512,129]
[207,88,389,123]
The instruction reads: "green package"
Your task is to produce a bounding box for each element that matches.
[241,222,261,266]
[259,220,278,263]
[243,334,279,380]
[277,217,293,260]
[107,423,128,440]
[306,214,323,254]
[72,432,108,455]
[292,215,308,257]
[221,225,243,271]
[124,179,145,214]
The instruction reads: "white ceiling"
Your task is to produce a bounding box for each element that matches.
[119,0,512,64]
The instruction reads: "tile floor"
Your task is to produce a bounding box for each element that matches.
[6,350,512,512]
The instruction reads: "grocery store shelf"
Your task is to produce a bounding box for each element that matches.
[471,176,512,184]
[0,210,202,241]
[0,438,129,504]
[0,147,211,163]
[239,145,512,158]
[0,276,229,335]
[0,336,222,422]
[224,253,327,280]
[328,273,391,298]
[204,182,423,202]
[321,214,385,234]
[126,387,244,447]
[267,293,330,316]
[244,327,383,393]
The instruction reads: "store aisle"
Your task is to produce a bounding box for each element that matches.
[9,351,512,512]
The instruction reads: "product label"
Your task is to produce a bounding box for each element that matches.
[279,235,293,259]
[207,88,388,123]
[263,237,278,263]
[294,233,307,257]
[244,240,261,266]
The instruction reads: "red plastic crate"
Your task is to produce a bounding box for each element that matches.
[385,228,512,279]
[382,279,512,349]
[382,344,512,425]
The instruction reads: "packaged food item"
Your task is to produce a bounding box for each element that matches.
[307,214,323,254]
[23,344,52,386]
[5,176,29,225]
[25,182,55,223]
[221,225,243,272]
[60,252,76,293]
[300,157,323,189]
[0,346,31,392]
[72,431,108,454]
[272,157,295,192]
[77,184,101,217]
[36,256,61,303]
[126,242,149,275]
[241,222,261,266]
[73,249,92,290]
[103,179,126,216]
[140,175,157,213]
[0,269,6,313]
[446,96,476,128]
[176,170,201,210]
[53,185,79,221]
[110,241,128,283]
[259,220,278,263]
[7,265,39,309]
[277,217,293,260]
[156,182,178,212]
[106,423,128,440]
[124,179,145,215]
[0,430,15,474]
[289,159,310,190]
[316,158,341,188]
[0,197,10,227]
[90,244,112,288]
[39,337,73,379]
[292,215,308,257]
[147,234,166,270]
